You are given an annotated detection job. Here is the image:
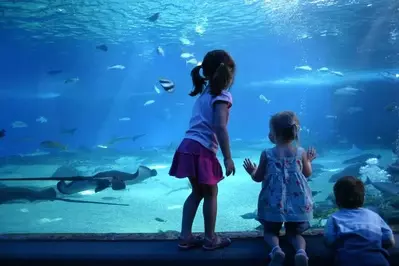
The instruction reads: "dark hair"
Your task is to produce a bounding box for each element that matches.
[189,50,236,97]
[333,176,365,209]
[270,111,299,144]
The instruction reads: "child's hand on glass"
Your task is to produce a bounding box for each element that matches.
[307,147,317,162]
[243,158,257,176]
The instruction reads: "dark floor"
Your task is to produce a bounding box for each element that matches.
[0,235,398,266]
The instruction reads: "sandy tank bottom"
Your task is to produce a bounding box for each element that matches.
[0,148,394,234]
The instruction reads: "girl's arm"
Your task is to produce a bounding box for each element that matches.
[252,151,267,182]
[213,101,232,161]
[302,151,312,178]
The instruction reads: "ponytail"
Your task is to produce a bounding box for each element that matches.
[209,63,232,96]
[189,65,206,97]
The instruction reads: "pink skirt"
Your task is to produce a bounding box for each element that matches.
[169,138,224,185]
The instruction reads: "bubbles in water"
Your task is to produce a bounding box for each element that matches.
[299,87,309,116]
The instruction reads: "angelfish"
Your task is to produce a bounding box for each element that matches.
[159,78,175,93]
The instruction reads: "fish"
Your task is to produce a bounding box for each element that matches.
[294,65,312,71]
[347,107,363,114]
[155,217,166,222]
[96,44,108,52]
[159,78,175,92]
[181,53,194,59]
[147,12,160,22]
[317,67,329,72]
[328,162,364,183]
[259,94,271,104]
[106,134,146,146]
[186,58,198,65]
[154,85,161,94]
[36,116,48,123]
[64,77,79,84]
[156,46,164,56]
[325,115,337,119]
[144,100,155,106]
[385,103,399,112]
[240,210,257,220]
[179,37,193,46]
[365,177,399,196]
[0,129,5,139]
[57,178,112,194]
[47,70,63,75]
[12,121,27,128]
[329,70,344,77]
[334,86,361,96]
[118,117,131,121]
[312,190,322,197]
[92,165,158,185]
[60,128,77,135]
[107,65,125,70]
[342,154,381,164]
[0,185,128,206]
[40,140,67,150]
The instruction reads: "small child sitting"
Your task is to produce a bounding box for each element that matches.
[324,176,395,266]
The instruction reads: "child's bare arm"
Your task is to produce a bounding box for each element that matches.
[252,151,267,182]
[302,151,312,178]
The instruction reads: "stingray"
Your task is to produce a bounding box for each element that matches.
[342,154,381,165]
[0,165,158,196]
[56,165,157,194]
[0,185,128,206]
[328,162,365,183]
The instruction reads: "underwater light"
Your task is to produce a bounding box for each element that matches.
[79,190,95,196]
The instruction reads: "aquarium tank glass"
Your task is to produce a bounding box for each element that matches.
[0,0,399,235]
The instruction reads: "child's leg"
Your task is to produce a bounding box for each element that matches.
[285,222,310,266]
[263,222,285,266]
[201,184,231,250]
[180,177,203,239]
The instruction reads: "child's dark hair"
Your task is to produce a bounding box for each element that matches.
[270,111,299,144]
[189,50,235,97]
[334,176,365,209]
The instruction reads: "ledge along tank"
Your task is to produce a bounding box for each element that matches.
[0,0,399,236]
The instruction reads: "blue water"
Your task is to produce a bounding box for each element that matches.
[0,0,398,234]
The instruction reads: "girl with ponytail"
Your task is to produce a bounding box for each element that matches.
[169,50,236,250]
[243,111,316,266]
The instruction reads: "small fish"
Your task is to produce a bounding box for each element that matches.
[325,115,337,119]
[329,70,344,77]
[107,65,125,70]
[347,107,363,114]
[179,37,193,46]
[312,190,322,197]
[259,94,271,104]
[97,145,108,149]
[119,117,131,121]
[147,12,160,22]
[240,211,257,220]
[144,100,155,106]
[317,67,329,72]
[155,217,166,222]
[385,103,398,112]
[12,121,27,128]
[154,85,161,94]
[294,65,312,71]
[181,53,194,59]
[36,116,48,123]
[106,134,146,146]
[60,128,77,135]
[64,77,79,84]
[96,44,108,52]
[159,78,175,93]
[40,140,67,150]
[0,129,5,139]
[101,197,119,201]
[47,70,63,75]
[156,46,164,56]
[334,86,360,96]
[186,58,198,65]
